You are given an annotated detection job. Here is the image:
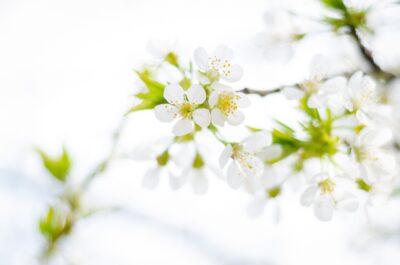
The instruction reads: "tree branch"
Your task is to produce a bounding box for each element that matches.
[348,25,396,82]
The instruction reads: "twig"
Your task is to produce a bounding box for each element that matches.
[348,25,396,82]
[81,116,128,190]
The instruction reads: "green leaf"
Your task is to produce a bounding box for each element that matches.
[37,147,71,182]
[128,70,167,114]
[320,0,346,11]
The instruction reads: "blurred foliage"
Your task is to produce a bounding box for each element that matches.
[39,206,74,256]
[128,69,167,113]
[37,147,71,182]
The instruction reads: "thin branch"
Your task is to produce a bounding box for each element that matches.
[240,87,285,97]
[348,25,396,82]
[81,116,128,190]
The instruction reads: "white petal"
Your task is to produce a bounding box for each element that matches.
[237,92,251,107]
[187,84,206,104]
[310,54,330,80]
[154,104,178,122]
[227,162,244,189]
[282,86,305,100]
[219,144,233,168]
[172,119,194,136]
[300,185,318,206]
[193,108,211,128]
[222,64,243,82]
[169,174,185,190]
[337,193,359,212]
[320,76,347,93]
[360,127,392,147]
[211,108,226,126]
[239,155,263,178]
[214,45,233,61]
[142,167,161,190]
[208,91,219,107]
[259,145,283,161]
[164,84,184,104]
[192,170,208,195]
[247,198,267,217]
[196,71,211,84]
[193,47,209,71]
[243,131,272,151]
[313,195,334,221]
[227,110,245,126]
[307,94,323,109]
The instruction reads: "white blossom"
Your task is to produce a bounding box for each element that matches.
[343,71,378,124]
[194,45,243,84]
[255,9,302,61]
[208,83,250,127]
[155,84,211,136]
[282,54,347,109]
[219,132,272,189]
[300,173,359,221]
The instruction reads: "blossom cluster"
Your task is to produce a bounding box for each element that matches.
[130,42,399,222]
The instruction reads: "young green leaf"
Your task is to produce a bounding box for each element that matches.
[37,147,71,182]
[128,70,167,114]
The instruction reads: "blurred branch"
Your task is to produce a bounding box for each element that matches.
[348,25,396,82]
[81,116,128,190]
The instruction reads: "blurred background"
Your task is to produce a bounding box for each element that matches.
[1,0,400,264]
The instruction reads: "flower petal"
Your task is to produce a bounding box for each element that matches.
[227,110,244,126]
[219,144,233,168]
[164,84,184,104]
[192,170,208,195]
[193,47,209,71]
[193,108,211,128]
[320,76,346,93]
[214,45,233,61]
[227,162,244,189]
[211,108,226,126]
[222,64,243,82]
[310,54,330,80]
[237,92,251,108]
[300,185,318,206]
[208,91,219,107]
[313,195,334,221]
[142,167,161,190]
[187,84,206,104]
[154,104,178,122]
[243,131,272,151]
[337,193,359,212]
[172,119,194,136]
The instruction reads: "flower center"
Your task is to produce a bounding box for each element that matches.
[301,79,320,94]
[208,56,231,79]
[232,144,256,172]
[179,102,195,119]
[318,178,335,194]
[217,92,238,116]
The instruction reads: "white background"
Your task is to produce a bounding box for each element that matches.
[1,0,400,264]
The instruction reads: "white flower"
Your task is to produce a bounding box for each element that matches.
[193,45,243,84]
[208,83,250,126]
[255,9,302,62]
[352,127,396,178]
[155,84,211,136]
[343,71,377,123]
[282,55,346,109]
[146,38,177,62]
[219,132,272,189]
[142,166,165,190]
[246,165,285,217]
[300,173,359,221]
